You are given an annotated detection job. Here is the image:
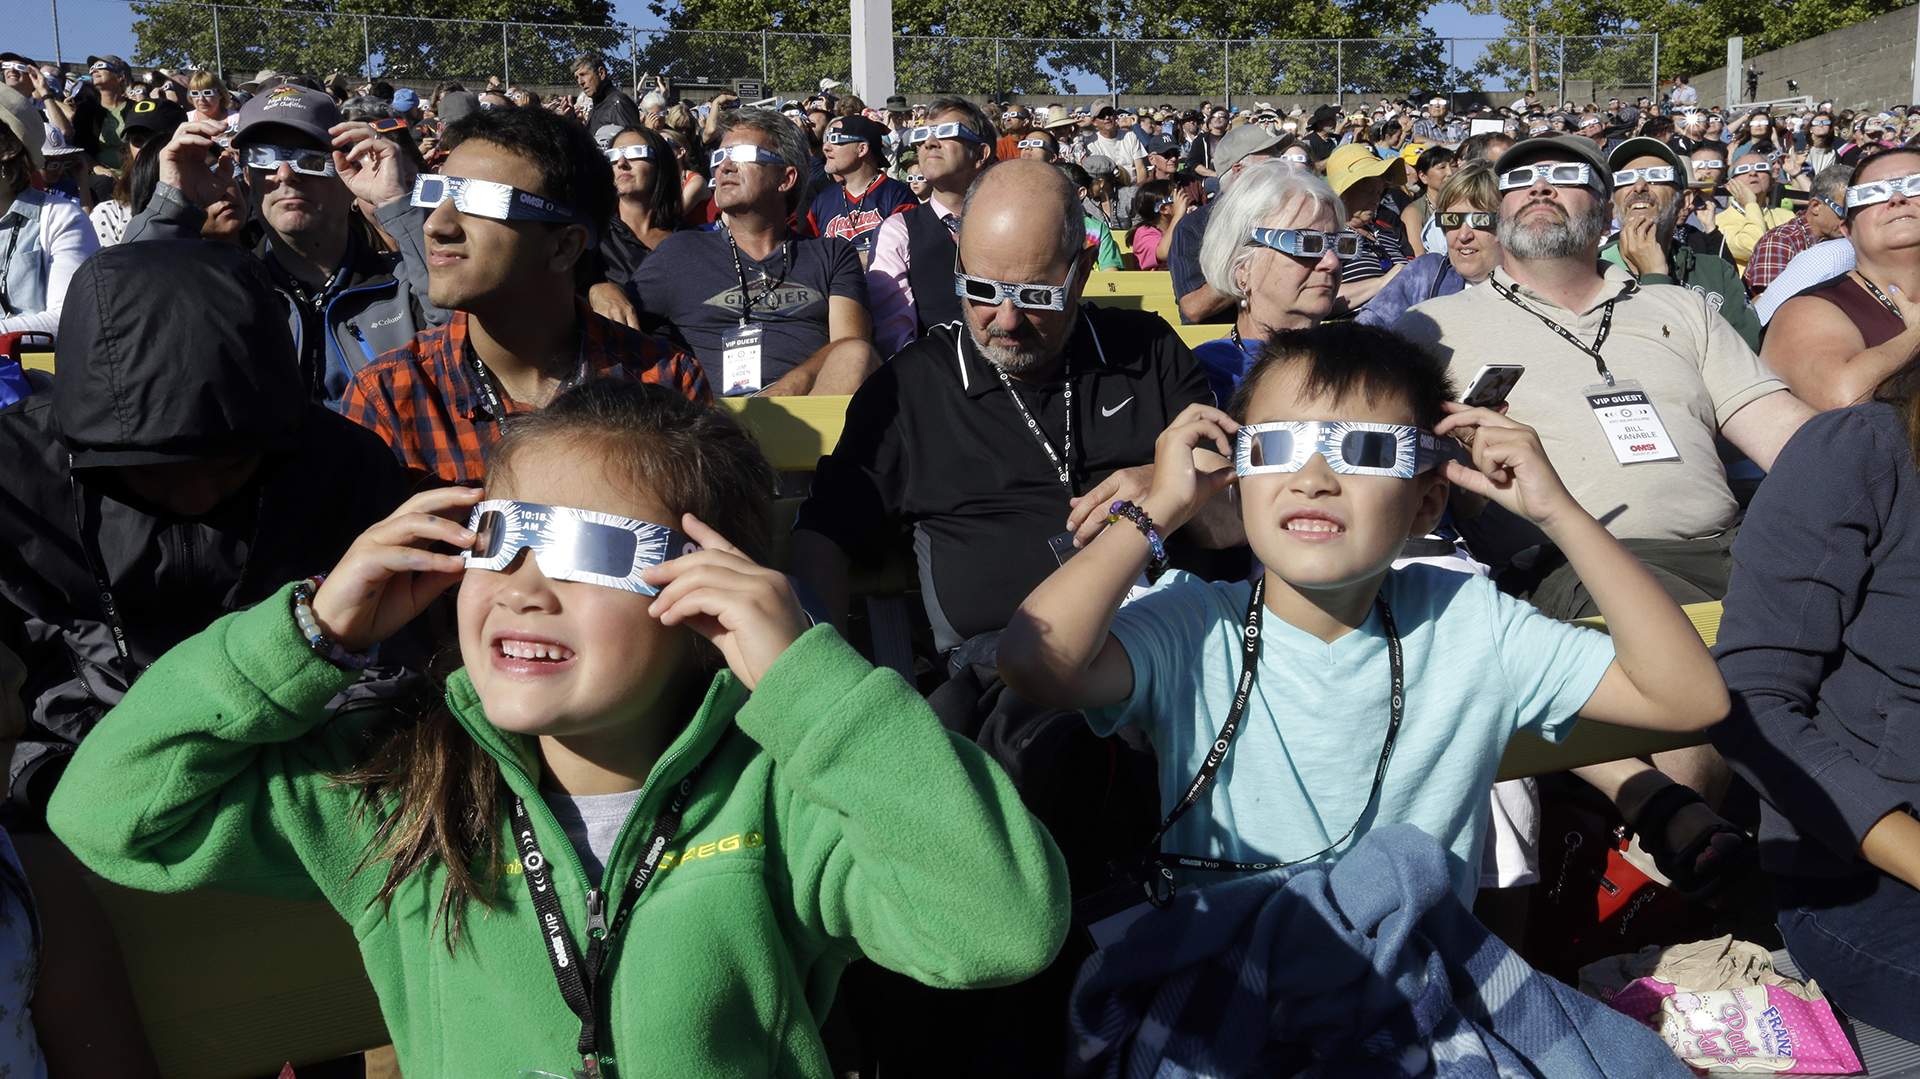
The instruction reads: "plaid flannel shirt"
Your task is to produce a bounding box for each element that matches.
[1743,214,1815,296]
[341,303,711,485]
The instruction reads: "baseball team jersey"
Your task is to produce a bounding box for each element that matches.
[806,175,921,258]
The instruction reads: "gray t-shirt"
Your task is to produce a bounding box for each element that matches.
[541,787,643,885]
[1395,264,1786,544]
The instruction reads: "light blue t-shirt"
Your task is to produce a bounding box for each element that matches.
[1087,564,1616,901]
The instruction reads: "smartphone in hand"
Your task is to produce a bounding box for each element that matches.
[1462,364,1524,409]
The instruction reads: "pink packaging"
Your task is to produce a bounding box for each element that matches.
[1606,978,1862,1074]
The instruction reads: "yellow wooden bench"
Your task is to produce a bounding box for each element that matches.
[1086,270,1176,297]
[1175,324,1229,349]
[18,349,52,374]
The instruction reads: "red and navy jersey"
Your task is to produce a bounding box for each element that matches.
[805,175,920,258]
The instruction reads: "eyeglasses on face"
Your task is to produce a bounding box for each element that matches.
[1234,421,1456,479]
[823,131,869,145]
[1016,138,1051,149]
[710,144,786,168]
[905,121,985,146]
[1847,172,1920,209]
[411,174,594,243]
[1436,211,1495,231]
[1612,166,1676,186]
[1248,227,1359,260]
[1,62,34,75]
[187,88,220,99]
[1497,162,1594,190]
[1691,159,1724,171]
[1728,161,1772,178]
[243,143,336,177]
[906,174,926,183]
[605,144,655,162]
[952,250,1073,310]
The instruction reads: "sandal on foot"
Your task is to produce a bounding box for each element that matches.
[1632,783,1755,902]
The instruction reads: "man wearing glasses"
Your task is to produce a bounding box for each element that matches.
[804,115,917,265]
[1717,150,1794,276]
[1396,133,1812,581]
[1598,137,1760,350]
[629,107,879,397]
[1397,135,1815,879]
[127,84,444,404]
[867,95,997,356]
[994,105,1033,162]
[1743,163,1851,298]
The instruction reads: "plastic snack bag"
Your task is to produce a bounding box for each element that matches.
[1608,978,1863,1074]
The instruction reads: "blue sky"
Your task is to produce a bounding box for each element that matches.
[18,0,1512,79]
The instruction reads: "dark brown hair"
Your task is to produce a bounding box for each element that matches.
[1228,323,1456,430]
[339,380,775,947]
[1876,354,1920,471]
[0,126,31,195]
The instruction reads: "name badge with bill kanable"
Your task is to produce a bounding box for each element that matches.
[1585,380,1681,465]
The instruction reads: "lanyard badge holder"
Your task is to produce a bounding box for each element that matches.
[1491,279,1680,466]
[720,231,789,396]
[1073,578,1407,950]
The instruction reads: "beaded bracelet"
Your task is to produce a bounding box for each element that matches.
[1108,500,1170,583]
[290,575,381,671]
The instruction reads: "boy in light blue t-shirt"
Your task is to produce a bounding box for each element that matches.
[1000,322,1728,901]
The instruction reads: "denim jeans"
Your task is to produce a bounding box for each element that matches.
[1777,870,1920,1040]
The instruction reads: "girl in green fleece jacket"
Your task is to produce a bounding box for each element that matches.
[49,381,1070,1079]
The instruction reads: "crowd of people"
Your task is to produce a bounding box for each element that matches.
[0,43,1916,1079]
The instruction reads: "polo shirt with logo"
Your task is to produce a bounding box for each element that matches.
[794,307,1212,651]
[628,229,868,390]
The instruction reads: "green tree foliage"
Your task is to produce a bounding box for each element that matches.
[130,0,619,82]
[1463,0,1907,91]
[642,0,1449,96]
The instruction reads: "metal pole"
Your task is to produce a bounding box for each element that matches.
[1336,39,1343,108]
[501,22,509,87]
[50,0,62,66]
[761,30,769,87]
[213,6,223,82]
[1449,36,1456,113]
[1557,34,1566,103]
[1651,33,1659,105]
[995,38,1001,105]
[363,15,372,81]
[1110,37,1117,104]
[1223,38,1230,111]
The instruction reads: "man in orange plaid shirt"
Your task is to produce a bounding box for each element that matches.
[343,106,708,486]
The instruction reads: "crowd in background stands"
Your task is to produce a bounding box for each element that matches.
[0,41,1918,1079]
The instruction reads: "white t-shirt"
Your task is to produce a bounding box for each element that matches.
[1088,131,1147,171]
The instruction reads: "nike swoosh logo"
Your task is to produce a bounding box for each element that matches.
[1101,397,1134,418]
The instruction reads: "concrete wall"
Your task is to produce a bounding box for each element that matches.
[1691,5,1919,111]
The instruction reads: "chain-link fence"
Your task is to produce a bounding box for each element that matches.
[124,0,1659,101]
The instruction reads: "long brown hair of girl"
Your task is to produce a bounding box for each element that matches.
[339,380,775,948]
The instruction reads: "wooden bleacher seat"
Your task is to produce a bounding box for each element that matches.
[1175,324,1228,348]
[70,395,1739,1079]
[1086,270,1175,297]
[17,349,52,374]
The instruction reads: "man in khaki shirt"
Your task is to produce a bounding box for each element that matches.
[1396,134,1815,901]
[1396,134,1811,574]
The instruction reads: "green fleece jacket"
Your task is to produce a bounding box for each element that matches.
[48,586,1070,1078]
[1600,237,1763,352]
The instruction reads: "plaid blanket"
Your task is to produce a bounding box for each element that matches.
[1068,824,1690,1079]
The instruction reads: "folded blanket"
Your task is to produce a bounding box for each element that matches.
[1068,824,1691,1079]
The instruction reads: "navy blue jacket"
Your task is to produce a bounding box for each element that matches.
[1713,403,1920,879]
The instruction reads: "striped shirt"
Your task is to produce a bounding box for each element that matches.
[340,303,711,485]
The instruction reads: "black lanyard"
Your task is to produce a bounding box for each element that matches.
[1143,577,1406,905]
[468,341,590,422]
[993,356,1074,493]
[0,215,21,317]
[1856,273,1904,321]
[67,475,134,673]
[1490,276,1628,387]
[724,228,790,328]
[512,756,707,1079]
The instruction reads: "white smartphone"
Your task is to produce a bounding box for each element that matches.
[1462,364,1524,409]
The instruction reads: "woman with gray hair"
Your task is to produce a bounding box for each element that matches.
[1189,158,1347,403]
